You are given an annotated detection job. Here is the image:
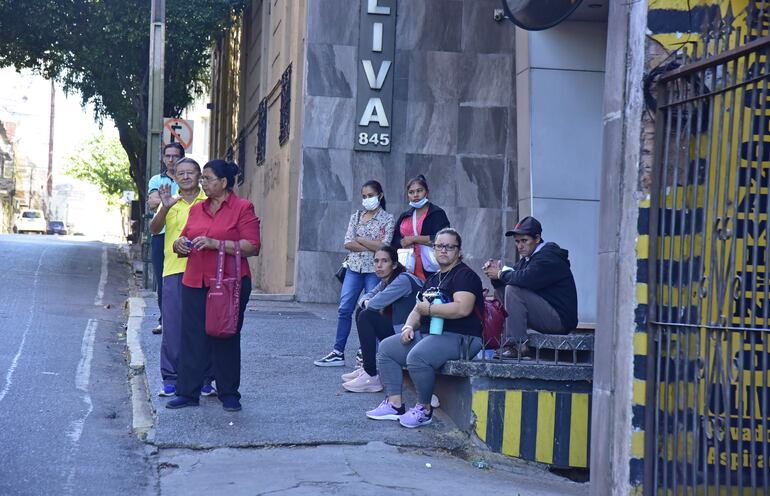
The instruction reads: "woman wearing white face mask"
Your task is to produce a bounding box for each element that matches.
[390,175,450,281]
[315,180,395,367]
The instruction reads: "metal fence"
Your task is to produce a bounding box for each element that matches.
[647,5,770,495]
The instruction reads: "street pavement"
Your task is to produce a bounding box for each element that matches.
[133,288,590,495]
[0,234,154,496]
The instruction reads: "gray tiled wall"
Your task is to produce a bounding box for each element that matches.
[297,0,517,303]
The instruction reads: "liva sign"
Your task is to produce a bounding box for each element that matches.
[355,0,397,152]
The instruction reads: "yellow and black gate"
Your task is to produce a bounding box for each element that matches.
[648,4,770,495]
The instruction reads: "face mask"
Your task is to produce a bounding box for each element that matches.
[409,198,429,209]
[362,196,380,211]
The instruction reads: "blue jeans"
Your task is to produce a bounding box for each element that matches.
[334,270,379,354]
[151,234,165,324]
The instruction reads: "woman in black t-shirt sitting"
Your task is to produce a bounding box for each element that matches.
[365,228,484,428]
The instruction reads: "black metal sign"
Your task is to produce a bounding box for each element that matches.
[355,0,397,152]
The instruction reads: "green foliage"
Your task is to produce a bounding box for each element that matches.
[0,0,247,208]
[66,134,136,207]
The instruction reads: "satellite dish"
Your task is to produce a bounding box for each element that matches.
[501,0,585,31]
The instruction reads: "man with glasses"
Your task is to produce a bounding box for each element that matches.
[146,143,184,334]
[482,216,578,359]
[149,157,215,397]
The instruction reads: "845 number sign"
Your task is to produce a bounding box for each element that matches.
[358,132,390,147]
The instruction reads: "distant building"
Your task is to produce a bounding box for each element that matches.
[0,120,17,232]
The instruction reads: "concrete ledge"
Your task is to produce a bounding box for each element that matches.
[130,370,154,439]
[249,292,295,302]
[439,360,593,381]
[126,297,146,371]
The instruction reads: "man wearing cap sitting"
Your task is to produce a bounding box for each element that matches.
[482,216,578,359]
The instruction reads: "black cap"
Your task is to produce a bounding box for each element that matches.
[505,216,542,237]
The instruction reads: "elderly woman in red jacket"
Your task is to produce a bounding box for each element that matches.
[166,160,261,412]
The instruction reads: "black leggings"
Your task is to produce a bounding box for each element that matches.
[177,277,251,400]
[356,309,396,376]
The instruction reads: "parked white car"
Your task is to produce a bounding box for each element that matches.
[14,209,47,234]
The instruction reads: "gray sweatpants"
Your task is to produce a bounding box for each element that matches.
[377,332,482,405]
[495,285,564,345]
[161,273,213,386]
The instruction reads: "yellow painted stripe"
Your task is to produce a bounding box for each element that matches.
[631,430,645,458]
[535,392,556,464]
[629,485,644,496]
[569,393,589,468]
[636,234,650,259]
[472,391,489,442]
[633,332,648,356]
[636,283,648,305]
[633,379,647,406]
[501,390,522,457]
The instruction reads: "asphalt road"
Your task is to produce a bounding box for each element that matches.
[0,234,153,496]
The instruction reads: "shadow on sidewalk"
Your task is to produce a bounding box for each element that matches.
[139,297,468,451]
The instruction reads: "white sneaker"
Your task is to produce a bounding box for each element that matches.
[341,366,364,382]
[342,371,383,393]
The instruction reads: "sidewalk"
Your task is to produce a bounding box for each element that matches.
[129,292,589,495]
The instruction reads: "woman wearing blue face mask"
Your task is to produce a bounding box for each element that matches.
[315,180,395,367]
[390,175,450,281]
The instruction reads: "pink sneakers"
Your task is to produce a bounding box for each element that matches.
[342,371,383,393]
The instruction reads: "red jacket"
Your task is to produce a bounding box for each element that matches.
[181,191,261,288]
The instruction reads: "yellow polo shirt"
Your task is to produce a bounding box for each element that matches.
[162,189,207,277]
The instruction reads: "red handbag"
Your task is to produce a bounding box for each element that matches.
[474,288,508,349]
[205,240,242,338]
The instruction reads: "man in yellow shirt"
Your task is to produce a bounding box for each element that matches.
[149,157,213,397]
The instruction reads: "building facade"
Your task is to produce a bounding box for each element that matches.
[208,0,608,330]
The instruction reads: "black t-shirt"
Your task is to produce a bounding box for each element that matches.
[418,262,483,337]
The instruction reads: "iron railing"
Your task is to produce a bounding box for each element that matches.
[648,5,770,494]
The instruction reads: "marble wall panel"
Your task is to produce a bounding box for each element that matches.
[298,199,358,252]
[407,51,468,103]
[404,153,458,208]
[404,102,459,155]
[351,151,407,213]
[396,0,463,52]
[457,156,505,208]
[301,148,353,201]
[393,50,410,101]
[306,0,359,46]
[295,249,348,303]
[303,96,356,150]
[461,0,516,54]
[457,106,507,156]
[306,44,357,98]
[461,54,514,106]
[441,206,504,290]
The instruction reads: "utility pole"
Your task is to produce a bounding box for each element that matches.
[144,0,165,289]
[47,81,54,205]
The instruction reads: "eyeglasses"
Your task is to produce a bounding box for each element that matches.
[432,244,459,252]
[200,175,222,183]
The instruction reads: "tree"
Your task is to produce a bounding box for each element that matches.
[66,134,135,207]
[0,0,246,212]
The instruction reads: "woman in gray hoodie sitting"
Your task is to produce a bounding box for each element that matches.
[341,244,421,393]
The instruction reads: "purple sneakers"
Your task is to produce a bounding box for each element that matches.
[366,398,406,420]
[399,405,433,428]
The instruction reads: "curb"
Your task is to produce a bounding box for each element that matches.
[126,297,154,439]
